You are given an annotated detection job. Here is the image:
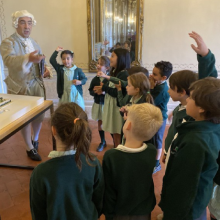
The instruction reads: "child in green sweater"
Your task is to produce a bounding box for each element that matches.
[30,103,104,220]
[163,31,218,166]
[102,103,163,220]
[157,31,218,220]
[159,77,220,220]
[149,61,173,174]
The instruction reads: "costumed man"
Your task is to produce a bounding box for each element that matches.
[0,10,52,161]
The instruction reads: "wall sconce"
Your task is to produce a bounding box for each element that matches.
[114,16,123,23]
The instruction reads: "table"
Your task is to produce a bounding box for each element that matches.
[0,100,55,169]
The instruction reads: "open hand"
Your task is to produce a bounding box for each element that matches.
[119,106,127,113]
[189,31,209,57]
[56,46,64,52]
[93,85,103,95]
[72,79,81,85]
[43,67,50,78]
[29,50,45,63]
[115,81,122,91]
[97,71,110,80]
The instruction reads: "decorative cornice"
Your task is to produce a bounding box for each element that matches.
[143,63,220,73]
[0,0,7,39]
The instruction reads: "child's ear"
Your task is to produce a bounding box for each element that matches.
[162,76,167,81]
[198,107,205,114]
[51,126,57,136]
[135,87,140,94]
[125,121,132,131]
[180,89,187,96]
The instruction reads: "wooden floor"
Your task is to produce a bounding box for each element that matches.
[0,119,210,220]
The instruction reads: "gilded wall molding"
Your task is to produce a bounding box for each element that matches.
[0,0,7,39]
[87,0,144,71]
[143,63,220,73]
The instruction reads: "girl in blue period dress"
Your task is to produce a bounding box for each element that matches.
[94,48,130,148]
[50,46,87,110]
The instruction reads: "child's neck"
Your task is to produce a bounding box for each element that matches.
[65,64,74,69]
[56,141,74,152]
[132,93,141,102]
[124,135,143,149]
[179,96,188,106]
[156,80,165,85]
[180,99,187,106]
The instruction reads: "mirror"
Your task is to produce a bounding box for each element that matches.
[87,0,144,72]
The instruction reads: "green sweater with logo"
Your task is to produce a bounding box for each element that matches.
[30,154,104,220]
[102,144,156,220]
[159,121,220,220]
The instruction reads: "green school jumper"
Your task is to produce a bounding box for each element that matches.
[30,154,104,220]
[164,50,218,153]
[159,121,220,220]
[103,143,156,220]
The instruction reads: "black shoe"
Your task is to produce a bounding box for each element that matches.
[26,149,42,161]
[32,140,39,150]
[96,142,107,152]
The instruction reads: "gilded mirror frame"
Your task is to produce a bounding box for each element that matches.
[87,0,144,72]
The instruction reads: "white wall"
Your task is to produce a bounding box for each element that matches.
[143,0,220,72]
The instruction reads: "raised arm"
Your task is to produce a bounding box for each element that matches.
[49,47,63,72]
[189,31,217,79]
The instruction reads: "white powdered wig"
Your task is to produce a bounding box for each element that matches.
[12,10,36,28]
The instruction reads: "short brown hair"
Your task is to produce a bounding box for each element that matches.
[189,77,220,123]
[154,61,173,79]
[51,103,93,169]
[127,103,163,141]
[169,70,198,96]
[128,72,154,104]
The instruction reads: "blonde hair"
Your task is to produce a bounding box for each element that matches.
[127,103,163,141]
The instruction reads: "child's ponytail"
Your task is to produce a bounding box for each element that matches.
[72,118,92,169]
[51,103,93,170]
[145,92,154,105]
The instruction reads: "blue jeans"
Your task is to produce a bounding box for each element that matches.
[194,209,207,220]
[155,120,167,150]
